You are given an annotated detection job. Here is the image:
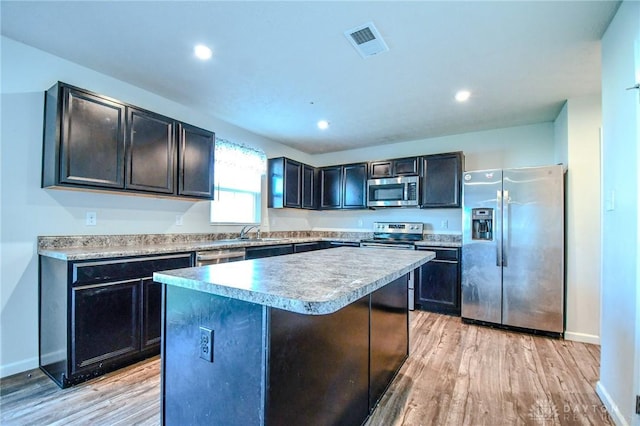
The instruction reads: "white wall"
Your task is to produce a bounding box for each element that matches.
[552,98,604,346]
[311,122,555,170]
[0,36,310,377]
[295,122,555,233]
[562,96,603,345]
[597,2,640,425]
[554,102,569,165]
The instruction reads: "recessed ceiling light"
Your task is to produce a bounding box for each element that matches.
[317,120,330,130]
[194,44,212,60]
[455,90,471,102]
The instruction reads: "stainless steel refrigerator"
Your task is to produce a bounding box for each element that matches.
[461,165,565,335]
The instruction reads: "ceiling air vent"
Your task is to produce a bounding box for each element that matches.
[344,22,389,58]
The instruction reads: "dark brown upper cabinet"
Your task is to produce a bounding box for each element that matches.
[268,157,301,208]
[126,107,175,194]
[393,157,420,176]
[368,157,420,178]
[43,84,126,189]
[319,163,367,210]
[369,161,392,179]
[342,163,367,209]
[284,160,303,208]
[178,123,215,199]
[301,164,317,209]
[42,82,215,200]
[268,158,318,209]
[421,152,463,208]
[319,166,343,209]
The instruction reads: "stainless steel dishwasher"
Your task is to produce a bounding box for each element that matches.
[195,248,246,266]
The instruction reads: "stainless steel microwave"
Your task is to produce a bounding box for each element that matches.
[367,176,420,207]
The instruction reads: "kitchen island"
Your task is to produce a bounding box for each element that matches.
[153,246,434,426]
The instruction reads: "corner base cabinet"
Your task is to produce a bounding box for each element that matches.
[39,253,193,388]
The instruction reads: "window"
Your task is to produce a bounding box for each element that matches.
[210,138,266,224]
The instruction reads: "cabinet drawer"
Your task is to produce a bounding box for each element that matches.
[245,244,294,259]
[417,247,459,261]
[72,254,192,285]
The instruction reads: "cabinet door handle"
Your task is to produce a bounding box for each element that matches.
[431,260,458,264]
[503,190,509,267]
[496,190,502,267]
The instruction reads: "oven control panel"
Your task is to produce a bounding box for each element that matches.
[373,222,424,234]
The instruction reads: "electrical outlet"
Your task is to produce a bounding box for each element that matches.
[199,326,214,363]
[86,212,97,226]
[440,220,449,229]
[175,215,184,226]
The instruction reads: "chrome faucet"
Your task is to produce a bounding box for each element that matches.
[239,225,259,240]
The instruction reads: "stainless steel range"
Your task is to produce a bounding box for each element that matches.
[360,222,423,309]
[360,222,424,249]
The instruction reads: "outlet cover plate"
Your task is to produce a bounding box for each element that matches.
[199,326,214,363]
[86,212,97,226]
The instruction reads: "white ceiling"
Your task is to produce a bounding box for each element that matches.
[0,1,620,154]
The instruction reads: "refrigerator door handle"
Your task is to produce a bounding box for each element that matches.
[496,190,502,267]
[503,190,509,267]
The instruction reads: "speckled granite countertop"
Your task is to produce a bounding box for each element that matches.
[153,247,435,315]
[37,231,460,260]
[37,237,348,261]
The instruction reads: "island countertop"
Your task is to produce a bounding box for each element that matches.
[153,246,434,315]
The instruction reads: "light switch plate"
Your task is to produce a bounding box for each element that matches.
[605,190,615,212]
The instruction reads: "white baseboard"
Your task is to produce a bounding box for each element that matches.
[0,356,39,379]
[596,381,630,426]
[564,331,600,345]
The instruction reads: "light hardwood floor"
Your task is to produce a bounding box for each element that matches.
[0,312,610,425]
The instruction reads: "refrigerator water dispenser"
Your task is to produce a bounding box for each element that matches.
[471,208,493,240]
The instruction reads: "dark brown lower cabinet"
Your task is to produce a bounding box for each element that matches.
[293,241,332,253]
[416,246,461,315]
[39,252,193,388]
[245,244,294,259]
[71,279,140,376]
